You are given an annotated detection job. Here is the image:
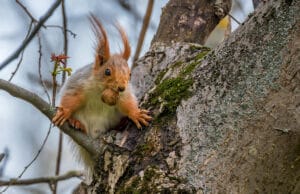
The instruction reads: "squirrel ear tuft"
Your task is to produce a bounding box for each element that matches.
[89,14,110,66]
[115,23,131,61]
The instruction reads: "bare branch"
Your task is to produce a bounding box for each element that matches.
[8,48,25,82]
[0,148,9,177]
[132,0,154,67]
[8,21,34,82]
[19,124,52,179]
[46,25,77,38]
[37,33,51,103]
[61,0,69,85]
[228,13,242,25]
[0,0,63,70]
[0,171,83,187]
[54,1,69,193]
[15,0,76,39]
[15,0,38,23]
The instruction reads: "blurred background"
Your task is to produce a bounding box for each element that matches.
[0,0,253,193]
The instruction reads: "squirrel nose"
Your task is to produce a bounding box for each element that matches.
[118,86,125,92]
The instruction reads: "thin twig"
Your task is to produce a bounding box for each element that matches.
[15,0,76,39]
[15,0,37,23]
[132,0,154,68]
[51,69,58,107]
[17,125,52,178]
[8,21,34,82]
[0,123,53,193]
[53,1,68,193]
[0,171,83,186]
[228,13,241,25]
[0,148,9,178]
[8,50,25,82]
[37,33,51,104]
[61,0,68,85]
[45,25,76,38]
[0,154,4,163]
[0,0,63,70]
[51,55,58,194]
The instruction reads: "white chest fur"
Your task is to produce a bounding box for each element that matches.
[73,90,123,139]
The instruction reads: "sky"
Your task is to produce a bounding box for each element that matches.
[0,1,253,193]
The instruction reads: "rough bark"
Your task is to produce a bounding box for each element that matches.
[151,0,232,45]
[81,0,299,193]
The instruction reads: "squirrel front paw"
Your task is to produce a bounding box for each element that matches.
[129,109,152,129]
[52,107,71,126]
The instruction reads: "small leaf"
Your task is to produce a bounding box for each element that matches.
[64,67,73,76]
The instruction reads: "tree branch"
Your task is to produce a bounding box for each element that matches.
[37,33,51,103]
[0,79,101,156]
[15,0,38,23]
[132,0,154,67]
[0,171,83,186]
[54,1,69,193]
[8,21,34,82]
[0,0,63,70]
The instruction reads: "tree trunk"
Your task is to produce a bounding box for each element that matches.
[77,0,300,193]
[151,0,231,45]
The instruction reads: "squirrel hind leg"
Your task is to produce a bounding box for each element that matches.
[68,118,87,134]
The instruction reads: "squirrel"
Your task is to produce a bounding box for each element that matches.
[52,15,151,151]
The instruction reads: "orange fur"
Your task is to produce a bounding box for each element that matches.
[115,24,131,60]
[92,54,131,92]
[90,14,110,67]
[52,90,85,127]
[117,92,151,129]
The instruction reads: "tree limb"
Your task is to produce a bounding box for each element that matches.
[0,0,63,70]
[132,0,154,67]
[0,171,83,186]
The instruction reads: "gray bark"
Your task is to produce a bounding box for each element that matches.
[78,0,300,193]
[151,0,231,45]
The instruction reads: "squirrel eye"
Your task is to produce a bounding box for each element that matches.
[105,69,111,76]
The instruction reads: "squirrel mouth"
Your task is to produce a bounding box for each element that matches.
[101,88,119,106]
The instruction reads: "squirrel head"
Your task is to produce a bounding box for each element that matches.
[89,15,131,105]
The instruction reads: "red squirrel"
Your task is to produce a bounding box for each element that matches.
[52,15,151,139]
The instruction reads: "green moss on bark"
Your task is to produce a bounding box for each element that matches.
[149,48,211,118]
[150,77,193,115]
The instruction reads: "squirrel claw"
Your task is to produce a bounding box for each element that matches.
[52,107,71,126]
[68,118,87,134]
[131,109,152,129]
